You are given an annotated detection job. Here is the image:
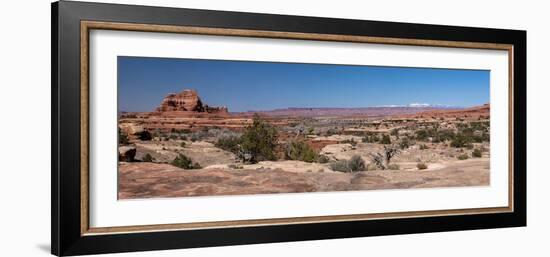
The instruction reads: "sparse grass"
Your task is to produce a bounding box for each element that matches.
[457,154,469,160]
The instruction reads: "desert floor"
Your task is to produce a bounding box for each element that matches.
[118,158,489,199]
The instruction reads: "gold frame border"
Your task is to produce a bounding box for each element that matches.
[80,20,514,236]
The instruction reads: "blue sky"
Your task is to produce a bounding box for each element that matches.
[118,56,489,112]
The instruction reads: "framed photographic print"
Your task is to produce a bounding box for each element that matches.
[51,1,526,256]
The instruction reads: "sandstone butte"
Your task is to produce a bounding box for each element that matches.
[119,89,250,133]
[152,89,229,117]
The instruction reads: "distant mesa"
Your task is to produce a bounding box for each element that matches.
[154,89,228,117]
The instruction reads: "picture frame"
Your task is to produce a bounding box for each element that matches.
[51,1,526,256]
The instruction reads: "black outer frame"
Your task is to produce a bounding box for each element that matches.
[51,1,526,256]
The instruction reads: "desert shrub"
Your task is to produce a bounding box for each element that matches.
[450,133,473,148]
[307,127,315,135]
[180,142,186,147]
[457,154,469,160]
[330,160,351,172]
[435,129,455,142]
[171,154,201,169]
[348,155,366,172]
[316,155,330,164]
[419,144,429,150]
[390,128,399,136]
[399,137,411,149]
[142,153,154,162]
[417,162,428,170]
[118,128,129,145]
[362,132,380,143]
[341,138,357,146]
[330,155,366,172]
[285,140,318,163]
[387,164,400,170]
[325,128,338,136]
[215,135,241,154]
[379,134,391,144]
[138,131,152,141]
[366,163,378,171]
[369,145,400,170]
[472,148,483,158]
[240,114,278,163]
[415,129,430,141]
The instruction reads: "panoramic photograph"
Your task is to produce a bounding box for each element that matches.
[117,56,491,200]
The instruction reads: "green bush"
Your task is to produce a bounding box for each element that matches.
[457,154,469,160]
[417,162,428,170]
[450,133,473,148]
[240,114,278,163]
[341,138,357,146]
[380,134,391,144]
[142,153,154,162]
[415,129,430,141]
[399,137,411,149]
[285,140,317,163]
[171,154,201,169]
[119,128,129,145]
[138,131,152,141]
[472,148,482,158]
[348,155,366,172]
[330,155,365,172]
[390,128,399,136]
[316,155,330,164]
[330,160,351,172]
[215,135,241,154]
[362,132,379,143]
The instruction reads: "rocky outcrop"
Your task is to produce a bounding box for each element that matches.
[119,146,136,162]
[154,89,228,116]
[119,123,145,136]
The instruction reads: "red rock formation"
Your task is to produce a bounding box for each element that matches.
[154,89,228,117]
